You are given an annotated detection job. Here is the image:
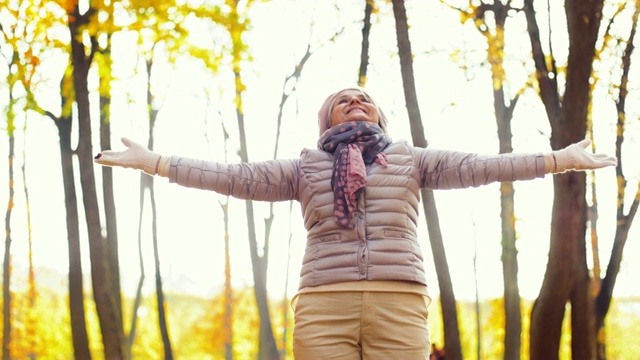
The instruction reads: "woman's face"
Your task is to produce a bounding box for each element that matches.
[329,89,379,128]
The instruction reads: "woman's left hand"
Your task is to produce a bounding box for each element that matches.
[552,139,617,173]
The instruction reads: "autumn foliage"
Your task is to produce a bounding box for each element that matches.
[1,0,639,359]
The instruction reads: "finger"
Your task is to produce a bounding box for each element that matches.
[577,139,591,150]
[94,154,113,165]
[588,155,617,168]
[593,154,618,164]
[591,153,611,160]
[95,152,126,167]
[121,137,134,148]
[96,150,122,157]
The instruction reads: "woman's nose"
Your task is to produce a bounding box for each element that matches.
[348,96,361,104]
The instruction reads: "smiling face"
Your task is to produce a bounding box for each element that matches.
[329,89,380,128]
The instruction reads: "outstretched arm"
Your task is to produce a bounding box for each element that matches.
[417,138,617,190]
[95,137,300,202]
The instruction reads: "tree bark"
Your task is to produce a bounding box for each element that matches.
[525,0,603,358]
[98,34,124,337]
[37,71,96,360]
[391,1,463,359]
[358,0,373,87]
[55,112,93,360]
[68,5,127,359]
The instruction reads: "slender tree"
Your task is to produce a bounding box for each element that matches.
[55,71,94,359]
[477,4,522,358]
[391,1,463,359]
[144,56,174,360]
[358,0,374,87]
[199,81,235,360]
[274,43,314,356]
[1,26,20,360]
[95,7,124,340]
[53,70,93,360]
[67,1,128,357]
[128,168,147,358]
[221,196,234,360]
[220,174,234,360]
[594,2,640,358]
[1,7,30,357]
[457,2,529,358]
[126,44,177,354]
[21,109,37,359]
[1,1,93,357]
[119,0,226,354]
[201,2,280,358]
[2,94,15,360]
[472,217,482,360]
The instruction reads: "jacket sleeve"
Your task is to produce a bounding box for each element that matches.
[413,146,546,190]
[168,156,299,202]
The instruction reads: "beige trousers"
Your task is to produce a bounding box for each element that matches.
[292,291,430,359]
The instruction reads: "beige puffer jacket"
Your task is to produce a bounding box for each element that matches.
[168,140,545,290]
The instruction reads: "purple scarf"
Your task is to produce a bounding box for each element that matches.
[318,121,392,228]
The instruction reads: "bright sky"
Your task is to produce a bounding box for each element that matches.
[1,0,638,305]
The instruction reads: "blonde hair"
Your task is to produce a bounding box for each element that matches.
[317,87,389,135]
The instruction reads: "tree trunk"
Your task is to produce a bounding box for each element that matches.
[234,77,280,360]
[358,0,373,87]
[99,35,124,335]
[3,126,15,360]
[55,113,92,360]
[143,57,174,359]
[127,155,152,357]
[525,0,603,358]
[205,93,235,360]
[68,6,127,359]
[595,3,640,358]
[52,85,93,360]
[473,3,523,358]
[21,114,37,359]
[127,173,146,358]
[271,45,312,358]
[153,193,173,359]
[221,200,234,360]
[227,4,279,358]
[391,1,463,359]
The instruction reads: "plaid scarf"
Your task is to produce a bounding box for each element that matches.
[317,121,391,228]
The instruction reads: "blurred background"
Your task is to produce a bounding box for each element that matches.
[1,0,638,359]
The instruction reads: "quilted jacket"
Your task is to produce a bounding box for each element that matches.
[168,140,545,290]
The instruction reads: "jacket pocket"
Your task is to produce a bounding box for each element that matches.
[383,229,419,244]
[384,230,408,238]
[319,233,341,242]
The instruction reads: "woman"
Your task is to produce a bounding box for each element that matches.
[95,87,616,359]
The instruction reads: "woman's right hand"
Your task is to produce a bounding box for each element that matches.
[94,137,162,176]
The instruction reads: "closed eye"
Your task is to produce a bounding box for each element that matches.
[335,94,371,105]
